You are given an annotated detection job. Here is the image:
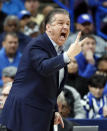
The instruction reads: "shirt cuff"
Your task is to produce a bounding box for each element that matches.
[63,52,71,64]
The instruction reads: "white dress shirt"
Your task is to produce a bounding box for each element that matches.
[49,37,70,86]
[54,125,58,131]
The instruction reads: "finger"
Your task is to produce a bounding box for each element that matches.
[75,31,81,44]
[79,37,88,46]
[59,116,64,128]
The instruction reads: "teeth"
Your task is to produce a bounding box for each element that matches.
[60,35,65,40]
[61,33,66,37]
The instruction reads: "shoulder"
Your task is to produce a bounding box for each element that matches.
[16,51,22,58]
[30,33,50,48]
[22,33,52,55]
[0,48,5,56]
[93,35,106,45]
[82,92,94,106]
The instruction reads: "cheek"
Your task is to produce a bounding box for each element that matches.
[83,45,88,51]
[92,91,96,95]
[34,3,39,8]
[58,104,62,111]
[100,89,104,94]
[6,45,10,50]
[51,28,60,36]
[7,27,11,31]
[93,45,96,49]
[26,4,32,10]
[14,44,18,49]
[20,21,25,25]
[90,88,96,95]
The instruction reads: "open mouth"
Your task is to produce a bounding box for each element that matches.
[61,32,66,38]
[60,32,67,41]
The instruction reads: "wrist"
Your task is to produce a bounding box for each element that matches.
[64,52,71,64]
[66,51,74,62]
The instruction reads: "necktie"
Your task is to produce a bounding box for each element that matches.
[58,46,63,55]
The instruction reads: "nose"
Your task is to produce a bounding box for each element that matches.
[11,26,16,30]
[88,43,94,48]
[96,88,100,93]
[10,25,17,32]
[63,23,69,29]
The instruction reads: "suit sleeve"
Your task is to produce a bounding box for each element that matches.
[30,46,67,77]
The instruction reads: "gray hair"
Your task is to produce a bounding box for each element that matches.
[2,66,17,78]
[3,15,20,27]
[57,91,67,105]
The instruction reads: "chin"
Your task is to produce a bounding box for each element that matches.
[58,41,66,46]
[95,96,101,99]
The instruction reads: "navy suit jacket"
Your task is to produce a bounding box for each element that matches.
[0,33,67,131]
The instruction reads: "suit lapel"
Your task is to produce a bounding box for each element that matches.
[43,33,60,90]
[43,33,68,93]
[43,33,57,56]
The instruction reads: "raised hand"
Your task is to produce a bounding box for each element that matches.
[85,49,95,64]
[66,32,88,60]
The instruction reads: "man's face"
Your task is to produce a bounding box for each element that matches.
[89,86,104,98]
[4,19,19,32]
[25,0,39,13]
[0,84,12,109]
[20,16,31,27]
[82,38,96,53]
[77,22,93,35]
[58,101,70,118]
[4,35,19,56]
[46,13,70,46]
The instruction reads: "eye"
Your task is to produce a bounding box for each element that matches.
[58,22,63,25]
[86,42,90,45]
[92,42,96,45]
[66,22,70,26]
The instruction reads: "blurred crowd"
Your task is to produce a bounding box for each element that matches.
[0,0,107,130]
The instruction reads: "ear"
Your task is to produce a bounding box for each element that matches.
[46,24,51,32]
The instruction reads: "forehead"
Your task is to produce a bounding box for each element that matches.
[5,35,18,40]
[83,38,96,45]
[87,38,96,42]
[93,88,104,91]
[52,13,70,22]
[99,60,107,66]
[6,19,17,25]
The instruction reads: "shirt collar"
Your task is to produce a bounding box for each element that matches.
[48,35,63,53]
